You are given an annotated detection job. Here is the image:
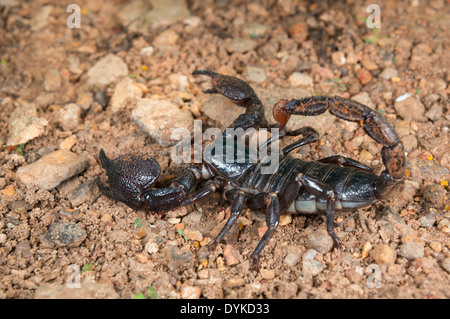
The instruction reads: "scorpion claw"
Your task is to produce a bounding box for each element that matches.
[97,149,161,210]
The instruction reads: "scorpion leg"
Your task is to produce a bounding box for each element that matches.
[181,177,224,206]
[251,194,280,270]
[193,70,265,130]
[296,173,343,248]
[281,127,319,156]
[318,155,373,173]
[273,96,405,198]
[212,191,246,248]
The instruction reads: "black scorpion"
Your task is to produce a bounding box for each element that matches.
[97,70,405,268]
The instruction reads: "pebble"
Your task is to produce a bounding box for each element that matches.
[356,68,372,85]
[16,149,89,190]
[409,159,449,183]
[183,229,203,242]
[331,51,346,66]
[394,97,426,122]
[279,214,292,226]
[201,95,244,129]
[244,66,266,84]
[41,222,86,248]
[0,234,6,245]
[87,54,128,87]
[43,69,62,92]
[361,241,373,259]
[241,22,270,38]
[225,38,257,53]
[306,230,333,254]
[131,98,194,147]
[6,103,48,146]
[302,249,326,276]
[351,91,375,108]
[422,184,447,203]
[441,258,450,274]
[425,103,443,121]
[110,77,145,113]
[260,268,275,280]
[223,244,240,266]
[288,22,308,42]
[224,278,245,288]
[58,103,81,131]
[419,213,436,228]
[166,245,194,272]
[401,135,418,153]
[94,88,109,107]
[370,244,397,265]
[35,282,119,299]
[288,72,313,87]
[361,58,378,71]
[400,235,424,260]
[284,252,301,267]
[379,68,398,80]
[59,135,77,150]
[180,286,201,299]
[67,179,97,207]
[140,46,154,57]
[311,64,333,80]
[153,29,179,46]
[76,92,94,113]
[145,241,159,254]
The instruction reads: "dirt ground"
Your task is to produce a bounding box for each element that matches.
[0,0,449,299]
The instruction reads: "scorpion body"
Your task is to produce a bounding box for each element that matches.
[97,70,405,268]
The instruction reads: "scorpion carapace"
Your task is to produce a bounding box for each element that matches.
[97,70,405,269]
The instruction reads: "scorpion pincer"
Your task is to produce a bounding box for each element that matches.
[97,70,405,269]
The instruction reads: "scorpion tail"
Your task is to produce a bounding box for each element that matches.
[273,96,405,199]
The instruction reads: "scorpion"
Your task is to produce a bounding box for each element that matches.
[97,70,405,269]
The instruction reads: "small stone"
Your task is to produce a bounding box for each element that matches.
[166,246,194,272]
[351,91,375,108]
[302,249,326,276]
[110,77,145,113]
[409,159,449,182]
[401,135,418,153]
[59,135,77,150]
[288,22,308,42]
[419,214,436,228]
[183,229,203,242]
[145,241,159,254]
[361,241,373,259]
[7,103,48,146]
[58,103,81,131]
[9,200,31,214]
[223,244,240,266]
[0,234,6,245]
[43,69,62,92]
[31,5,52,31]
[429,242,442,252]
[169,74,190,91]
[225,38,257,53]
[136,253,148,263]
[400,240,424,259]
[258,226,268,238]
[224,278,245,288]
[379,68,398,80]
[356,68,372,85]
[94,89,109,107]
[284,252,301,267]
[180,286,201,299]
[440,258,450,274]
[394,97,426,122]
[260,268,275,280]
[1,185,15,198]
[425,103,443,121]
[279,214,292,226]
[307,230,333,254]
[288,72,313,87]
[100,214,113,224]
[241,22,270,38]
[422,184,447,203]
[41,222,86,248]
[153,29,179,46]
[361,58,378,71]
[244,66,266,83]
[370,244,397,265]
[16,149,89,190]
[67,179,97,207]
[140,46,154,57]
[331,51,346,66]
[131,99,194,147]
[87,54,128,87]
[76,92,94,113]
[360,150,372,161]
[312,64,333,80]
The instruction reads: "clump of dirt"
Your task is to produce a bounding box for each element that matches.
[0,0,449,299]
